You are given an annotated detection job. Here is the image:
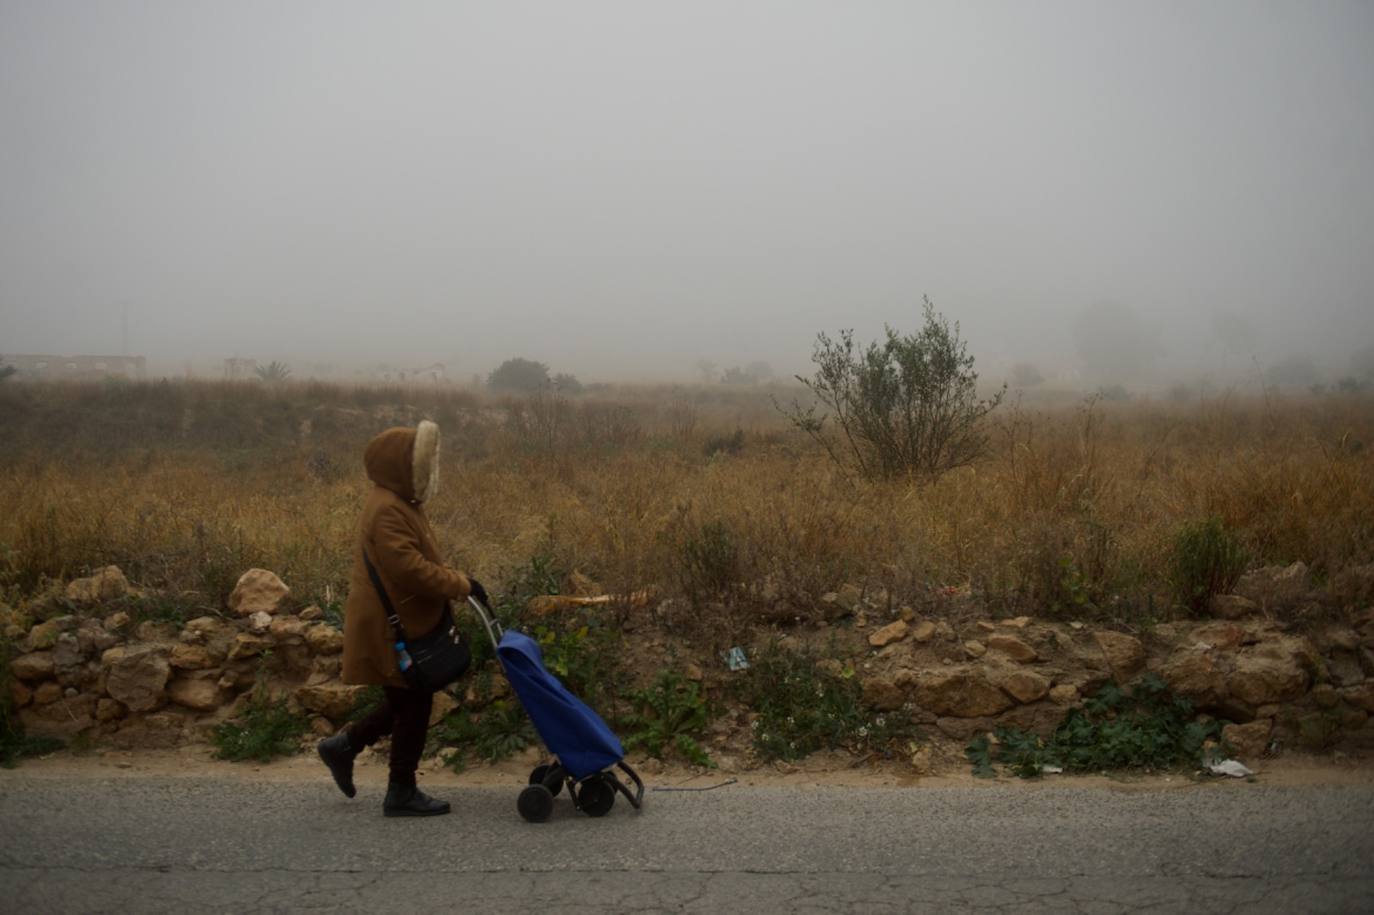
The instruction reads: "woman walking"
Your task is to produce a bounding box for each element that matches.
[317,420,488,816]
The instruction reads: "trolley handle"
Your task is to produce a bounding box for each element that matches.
[465,594,504,652]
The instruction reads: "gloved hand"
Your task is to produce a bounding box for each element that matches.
[466,577,490,607]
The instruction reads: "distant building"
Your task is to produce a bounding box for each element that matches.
[1,354,146,379]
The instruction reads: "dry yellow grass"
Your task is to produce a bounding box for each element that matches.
[1,380,1371,635]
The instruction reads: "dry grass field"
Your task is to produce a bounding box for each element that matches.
[2,378,1371,644]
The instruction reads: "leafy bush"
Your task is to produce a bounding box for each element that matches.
[677,520,743,607]
[211,675,309,762]
[623,669,713,766]
[781,297,1004,479]
[965,675,1224,778]
[1170,517,1248,614]
[702,429,745,457]
[488,358,551,393]
[254,361,291,383]
[739,641,911,762]
[552,372,583,395]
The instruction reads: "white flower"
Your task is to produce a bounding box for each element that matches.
[858,726,869,738]
[875,717,886,727]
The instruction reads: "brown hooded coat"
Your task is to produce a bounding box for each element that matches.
[341,423,471,688]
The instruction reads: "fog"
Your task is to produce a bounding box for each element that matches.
[2,1,1372,385]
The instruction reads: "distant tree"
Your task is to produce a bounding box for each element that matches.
[0,355,15,381]
[1351,343,1374,381]
[744,361,775,384]
[720,366,754,385]
[254,361,291,383]
[1265,355,1318,388]
[779,297,1005,480]
[695,359,719,384]
[1009,362,1044,388]
[487,357,550,393]
[1073,302,1163,383]
[552,372,584,395]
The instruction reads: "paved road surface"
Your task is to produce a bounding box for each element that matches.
[2,772,1372,913]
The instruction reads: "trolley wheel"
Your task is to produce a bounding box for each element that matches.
[576,774,616,818]
[517,784,554,823]
[528,764,563,797]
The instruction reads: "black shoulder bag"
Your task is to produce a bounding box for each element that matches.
[362,548,470,692]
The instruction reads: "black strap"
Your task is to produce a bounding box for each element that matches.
[362,547,408,644]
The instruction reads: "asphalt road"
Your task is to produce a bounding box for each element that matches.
[2,771,1372,913]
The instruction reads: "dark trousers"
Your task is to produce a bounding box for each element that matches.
[346,686,434,787]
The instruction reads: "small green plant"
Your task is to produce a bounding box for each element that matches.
[965,674,1225,778]
[623,669,713,767]
[211,673,309,762]
[703,429,745,458]
[740,641,911,762]
[1170,517,1248,614]
[529,618,622,713]
[432,699,537,771]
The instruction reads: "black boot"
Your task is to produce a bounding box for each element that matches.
[383,782,451,817]
[317,732,358,799]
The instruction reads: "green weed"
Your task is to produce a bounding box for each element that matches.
[211,674,309,762]
[966,674,1225,778]
[739,640,912,762]
[432,698,537,771]
[623,669,713,767]
[1170,517,1248,614]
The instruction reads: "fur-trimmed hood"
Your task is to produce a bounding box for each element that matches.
[363,420,440,503]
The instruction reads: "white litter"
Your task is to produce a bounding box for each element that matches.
[1208,759,1254,778]
[1041,765,1064,774]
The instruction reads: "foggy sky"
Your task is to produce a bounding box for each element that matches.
[2,1,1372,382]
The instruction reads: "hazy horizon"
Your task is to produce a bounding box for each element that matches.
[3,1,1372,385]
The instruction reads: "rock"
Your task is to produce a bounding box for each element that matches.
[1049,684,1080,705]
[1228,654,1309,706]
[135,620,178,643]
[96,698,126,722]
[908,744,934,775]
[310,716,335,737]
[1234,562,1310,611]
[1191,622,1247,652]
[248,611,273,633]
[50,633,87,676]
[168,678,223,712]
[862,676,905,711]
[228,569,291,617]
[298,605,324,622]
[976,621,997,633]
[76,622,119,657]
[184,616,228,637]
[868,620,910,648]
[995,669,1051,704]
[11,651,55,682]
[1093,631,1145,681]
[33,682,63,705]
[227,633,274,661]
[1343,683,1374,713]
[1160,650,1224,706]
[1000,616,1032,629]
[987,634,1037,663]
[65,566,132,604]
[684,662,704,681]
[1222,719,1272,759]
[295,683,367,720]
[169,643,215,670]
[103,611,132,632]
[898,606,916,622]
[914,669,1013,718]
[835,584,864,612]
[24,619,66,651]
[935,621,956,641]
[1311,683,1339,709]
[304,624,344,655]
[1209,594,1259,620]
[963,640,986,659]
[911,621,936,643]
[11,680,34,708]
[269,616,307,641]
[428,691,459,727]
[311,656,341,679]
[1314,626,1360,653]
[1328,563,1374,608]
[103,644,171,712]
